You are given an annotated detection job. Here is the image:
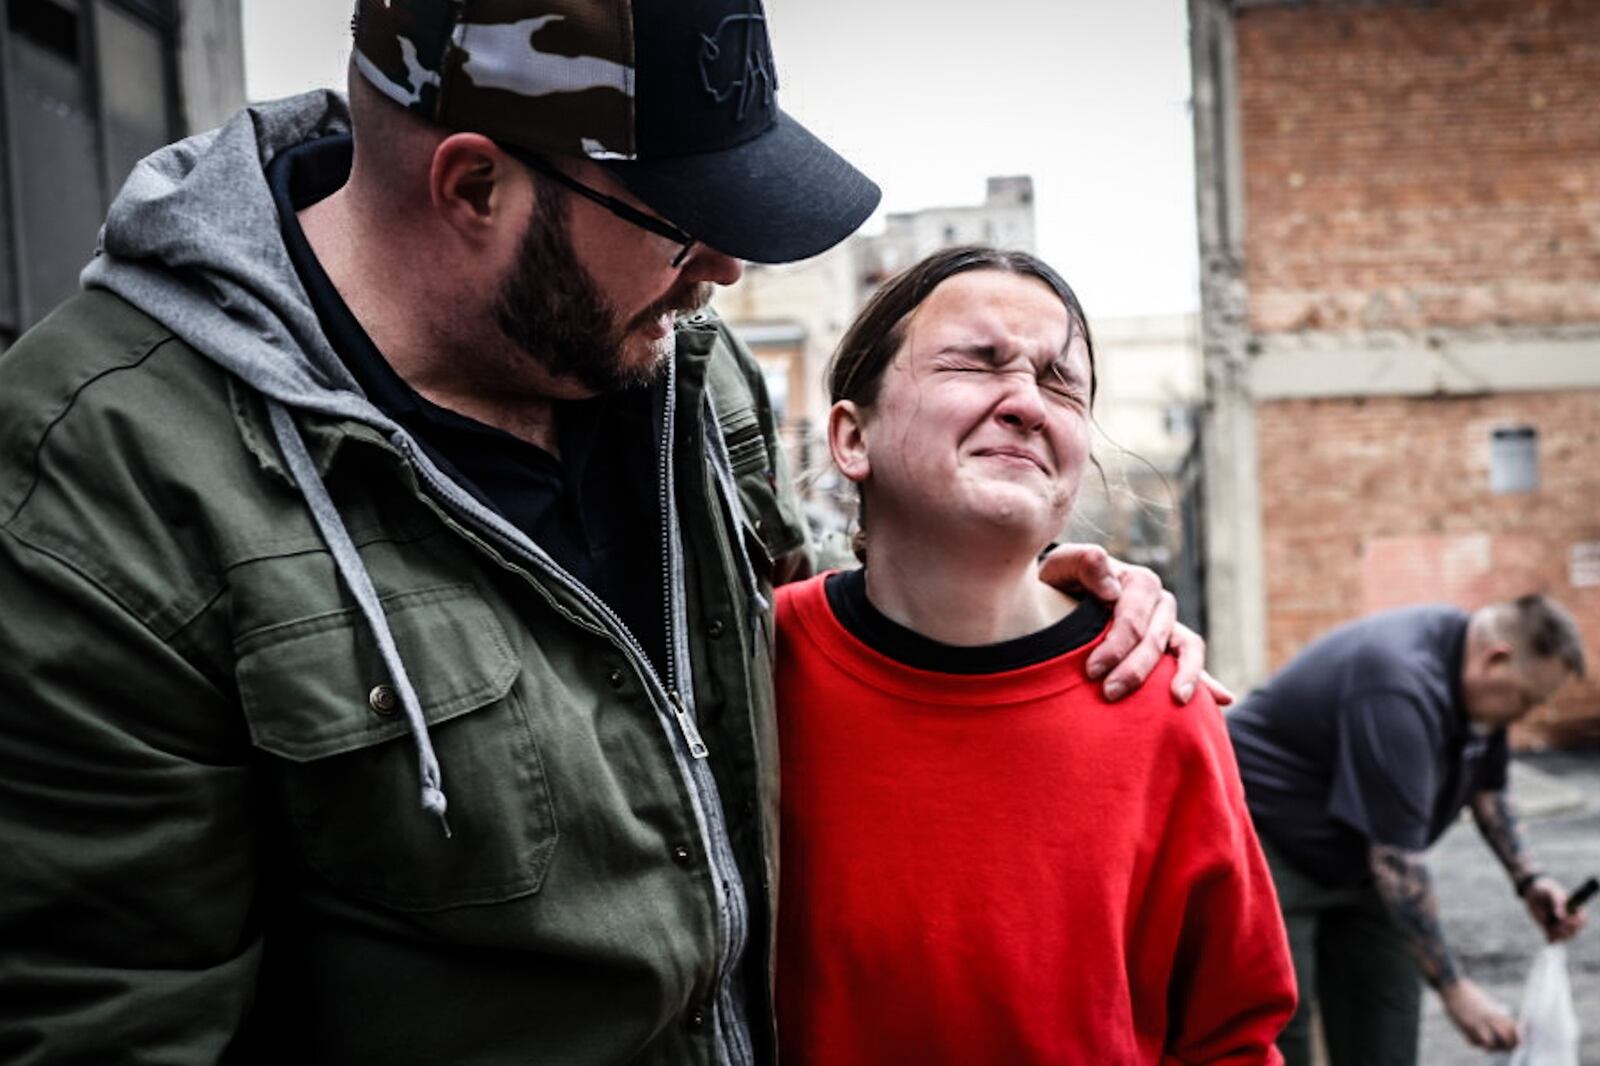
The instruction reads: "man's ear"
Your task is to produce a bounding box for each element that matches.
[828,400,870,485]
[429,132,525,243]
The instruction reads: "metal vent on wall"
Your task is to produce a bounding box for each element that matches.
[1489,425,1539,495]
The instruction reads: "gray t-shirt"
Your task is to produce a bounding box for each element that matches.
[1227,605,1508,886]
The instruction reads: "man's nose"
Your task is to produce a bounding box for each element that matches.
[682,244,744,287]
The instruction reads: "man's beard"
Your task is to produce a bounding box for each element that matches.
[492,189,711,394]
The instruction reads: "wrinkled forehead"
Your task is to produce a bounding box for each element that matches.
[902,271,1083,360]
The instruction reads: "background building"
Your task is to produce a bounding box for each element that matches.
[1068,312,1203,599]
[0,0,244,349]
[1190,0,1600,745]
[711,239,862,478]
[857,175,1037,288]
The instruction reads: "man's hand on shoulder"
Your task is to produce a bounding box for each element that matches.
[1037,543,1233,706]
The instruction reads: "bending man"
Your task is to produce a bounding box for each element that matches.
[1228,595,1589,1064]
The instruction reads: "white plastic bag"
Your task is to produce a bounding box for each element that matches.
[1505,944,1580,1066]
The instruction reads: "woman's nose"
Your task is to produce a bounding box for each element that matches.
[995,376,1048,432]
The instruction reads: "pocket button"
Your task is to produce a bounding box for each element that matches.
[368,684,399,716]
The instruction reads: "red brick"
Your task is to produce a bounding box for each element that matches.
[1235,0,1600,332]
[1257,392,1600,747]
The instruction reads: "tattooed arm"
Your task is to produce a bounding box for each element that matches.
[1468,789,1536,882]
[1368,844,1519,1050]
[1471,789,1588,941]
[1367,844,1458,989]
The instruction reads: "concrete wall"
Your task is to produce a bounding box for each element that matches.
[1191,0,1268,691]
[178,0,246,133]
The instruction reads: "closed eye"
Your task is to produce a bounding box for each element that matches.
[1040,361,1088,403]
[932,344,1001,372]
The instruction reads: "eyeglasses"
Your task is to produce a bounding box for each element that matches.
[497,143,698,267]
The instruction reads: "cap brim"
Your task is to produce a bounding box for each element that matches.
[600,110,880,265]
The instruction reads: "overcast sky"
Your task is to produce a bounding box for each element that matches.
[241,0,1200,318]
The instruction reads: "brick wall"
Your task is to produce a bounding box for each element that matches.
[1236,0,1600,333]
[1257,391,1600,746]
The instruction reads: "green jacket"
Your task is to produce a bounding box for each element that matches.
[0,95,808,1066]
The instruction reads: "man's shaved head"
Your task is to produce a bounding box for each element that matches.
[1479,594,1586,678]
[1461,593,1585,729]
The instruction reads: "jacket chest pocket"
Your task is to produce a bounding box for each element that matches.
[237,584,557,912]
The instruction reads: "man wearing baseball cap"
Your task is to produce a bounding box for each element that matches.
[0,2,1209,1062]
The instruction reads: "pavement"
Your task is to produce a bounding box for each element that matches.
[1418,749,1600,1064]
[1505,757,1592,820]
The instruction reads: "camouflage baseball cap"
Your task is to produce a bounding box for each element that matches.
[352,0,880,263]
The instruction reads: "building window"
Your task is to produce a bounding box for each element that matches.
[1489,426,1539,494]
[8,0,80,62]
[0,0,177,334]
[95,1,172,196]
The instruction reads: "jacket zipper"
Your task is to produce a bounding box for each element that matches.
[658,356,710,761]
[385,350,753,1066]
[658,355,755,1066]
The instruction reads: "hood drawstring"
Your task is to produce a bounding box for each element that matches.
[702,397,771,652]
[267,401,451,837]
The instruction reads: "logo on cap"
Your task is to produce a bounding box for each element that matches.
[698,12,776,121]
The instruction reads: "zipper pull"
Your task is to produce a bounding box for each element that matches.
[669,691,710,760]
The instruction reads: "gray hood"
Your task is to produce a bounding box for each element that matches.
[83,91,374,424]
[83,91,457,830]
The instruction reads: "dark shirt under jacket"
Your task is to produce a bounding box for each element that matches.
[269,134,667,672]
[1227,605,1508,887]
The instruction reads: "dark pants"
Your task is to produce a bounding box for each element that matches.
[1263,839,1422,1066]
